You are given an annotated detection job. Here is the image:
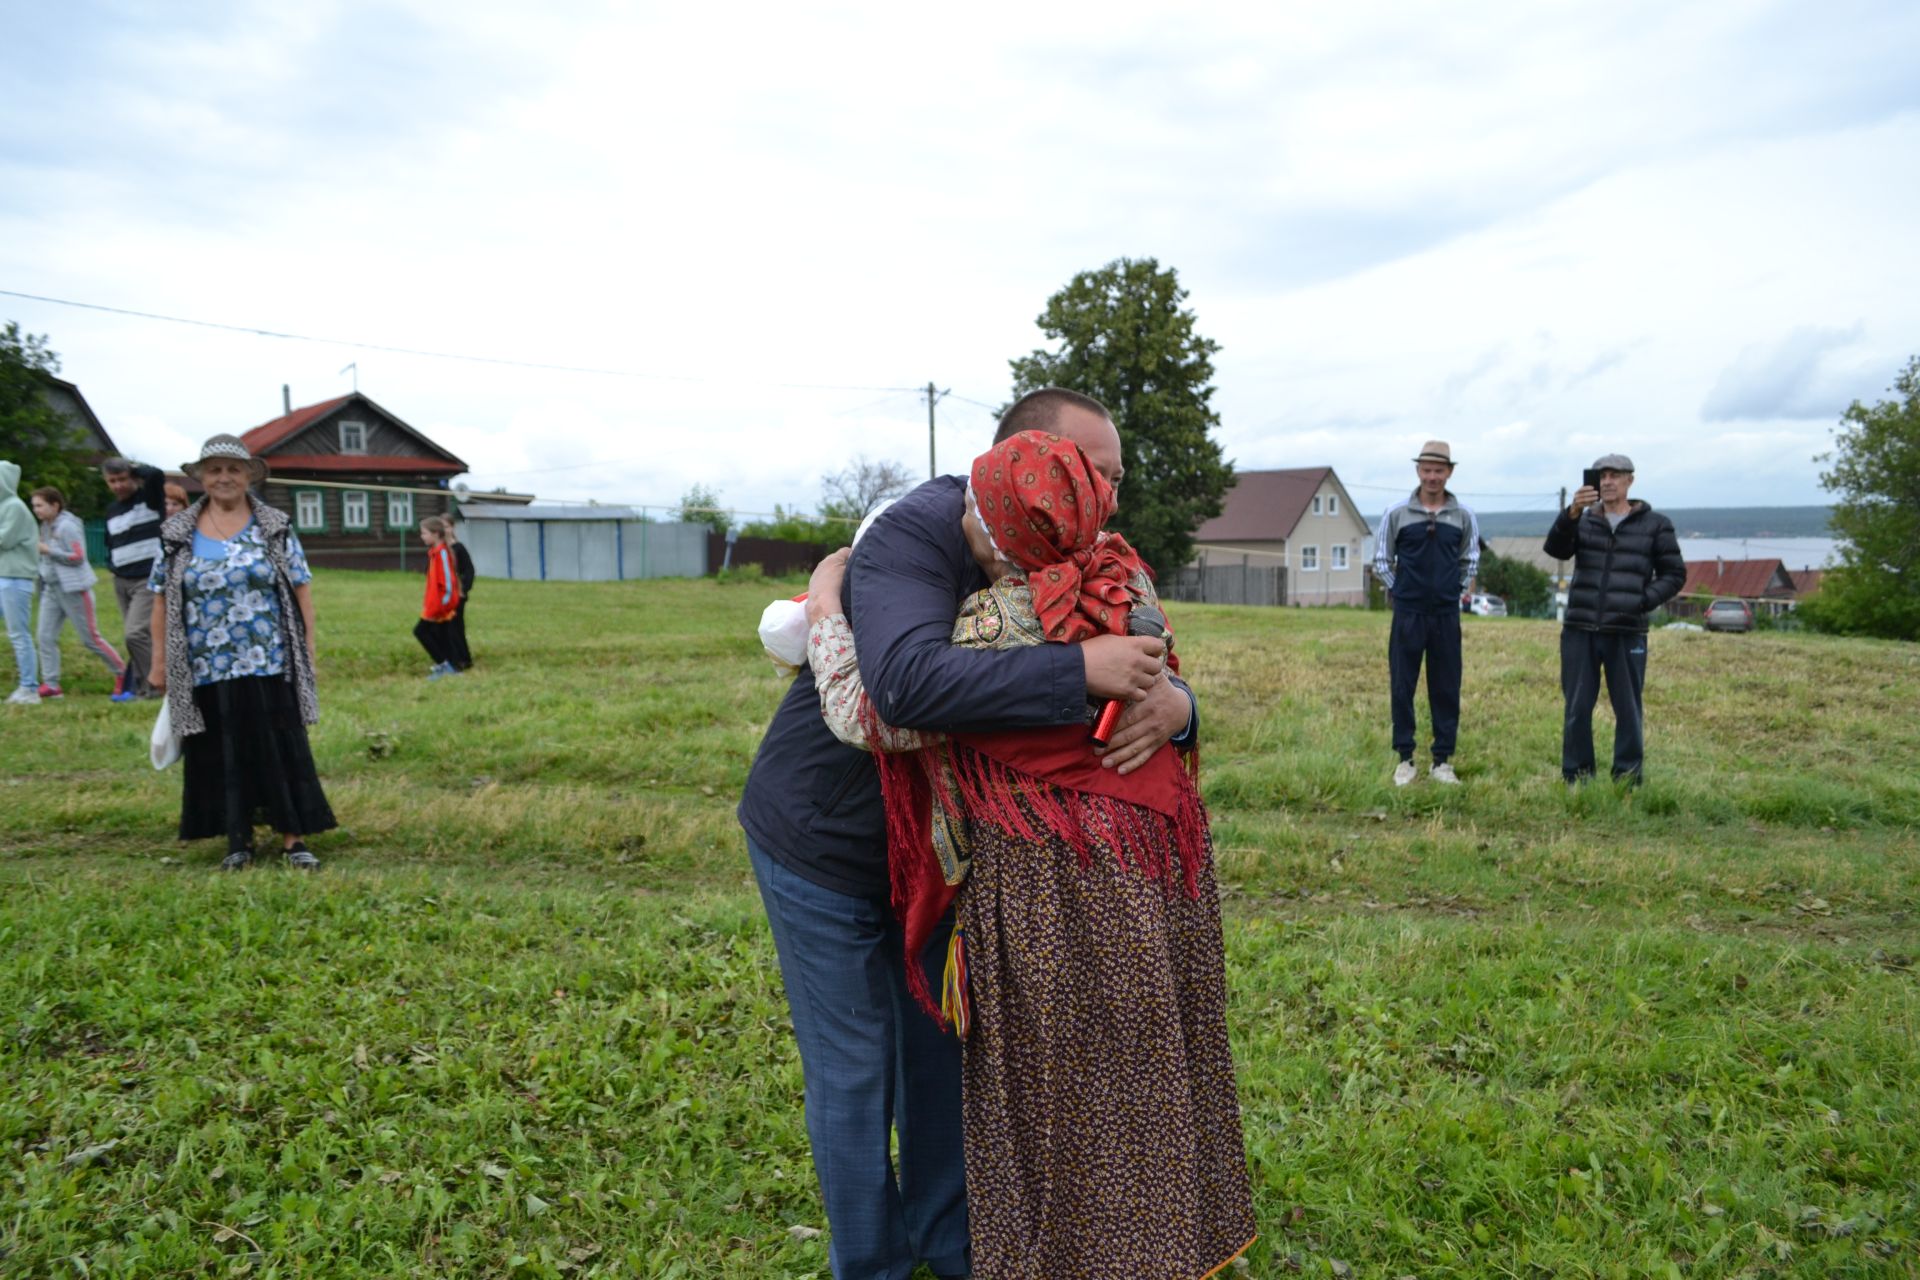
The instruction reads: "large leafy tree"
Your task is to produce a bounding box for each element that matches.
[1007,258,1233,572]
[1801,356,1920,640]
[1,322,96,515]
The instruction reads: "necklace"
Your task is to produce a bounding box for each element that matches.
[203,503,249,541]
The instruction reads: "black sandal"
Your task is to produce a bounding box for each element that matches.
[220,846,254,871]
[283,841,320,871]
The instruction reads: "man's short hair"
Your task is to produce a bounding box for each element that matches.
[993,387,1112,443]
[100,457,133,476]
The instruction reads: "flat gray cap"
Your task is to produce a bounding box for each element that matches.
[1590,453,1634,473]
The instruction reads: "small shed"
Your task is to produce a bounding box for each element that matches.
[456,504,708,581]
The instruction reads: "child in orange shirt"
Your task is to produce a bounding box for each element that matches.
[414,517,464,680]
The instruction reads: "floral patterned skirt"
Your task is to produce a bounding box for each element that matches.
[957,802,1256,1279]
[179,675,336,846]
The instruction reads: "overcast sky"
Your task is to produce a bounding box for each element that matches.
[5,1,1917,520]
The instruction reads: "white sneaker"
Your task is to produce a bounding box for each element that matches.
[1430,762,1461,785]
[1393,760,1417,787]
[6,687,41,706]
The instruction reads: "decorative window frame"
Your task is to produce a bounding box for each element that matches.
[342,490,371,530]
[1310,495,1322,515]
[1300,544,1320,572]
[1331,544,1349,571]
[293,488,327,533]
[1327,493,1340,516]
[339,420,368,454]
[386,490,415,530]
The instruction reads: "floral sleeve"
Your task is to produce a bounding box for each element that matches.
[808,614,936,754]
[285,532,313,587]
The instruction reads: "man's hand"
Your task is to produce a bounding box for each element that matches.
[1092,675,1189,774]
[1081,634,1164,702]
[1570,485,1599,516]
[805,548,851,625]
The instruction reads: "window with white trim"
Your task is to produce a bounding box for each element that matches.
[294,489,325,532]
[1331,544,1349,571]
[339,420,367,454]
[386,491,414,529]
[1310,495,1322,515]
[1300,544,1320,571]
[342,490,370,530]
[1327,494,1340,515]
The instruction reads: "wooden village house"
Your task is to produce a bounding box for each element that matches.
[242,391,467,570]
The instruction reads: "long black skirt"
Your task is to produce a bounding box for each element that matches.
[179,675,337,845]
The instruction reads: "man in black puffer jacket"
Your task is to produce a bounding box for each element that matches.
[1543,454,1685,783]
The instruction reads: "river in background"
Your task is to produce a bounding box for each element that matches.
[1676,537,1838,570]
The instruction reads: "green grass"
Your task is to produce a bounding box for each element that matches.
[3,571,1916,1278]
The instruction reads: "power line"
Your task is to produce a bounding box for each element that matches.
[0,287,923,393]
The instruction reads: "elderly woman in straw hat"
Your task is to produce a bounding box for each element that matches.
[147,435,335,870]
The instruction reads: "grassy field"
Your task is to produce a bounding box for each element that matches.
[2,570,1915,1279]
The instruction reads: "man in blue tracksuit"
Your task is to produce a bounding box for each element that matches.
[1373,441,1480,786]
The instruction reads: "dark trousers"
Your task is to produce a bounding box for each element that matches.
[1560,628,1649,781]
[748,841,970,1280]
[445,599,472,670]
[1389,606,1462,762]
[414,618,454,666]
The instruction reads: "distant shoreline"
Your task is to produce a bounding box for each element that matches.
[1458,505,1832,539]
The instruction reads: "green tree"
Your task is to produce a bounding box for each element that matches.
[0,322,95,513]
[1477,548,1552,615]
[676,483,731,535]
[1006,258,1233,572]
[1799,356,1920,640]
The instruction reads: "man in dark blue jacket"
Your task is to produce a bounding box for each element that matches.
[737,388,1190,1280]
[1373,441,1480,786]
[1543,454,1685,783]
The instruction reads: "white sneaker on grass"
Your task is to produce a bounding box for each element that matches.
[1393,760,1417,787]
[6,687,41,706]
[1430,762,1461,785]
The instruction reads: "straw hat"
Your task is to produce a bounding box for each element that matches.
[1412,440,1455,466]
[181,434,269,484]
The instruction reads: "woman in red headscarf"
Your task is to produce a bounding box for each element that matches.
[804,430,1255,1279]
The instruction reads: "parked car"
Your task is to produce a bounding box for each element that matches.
[1463,593,1508,617]
[1703,599,1755,633]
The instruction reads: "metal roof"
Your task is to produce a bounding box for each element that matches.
[456,502,644,521]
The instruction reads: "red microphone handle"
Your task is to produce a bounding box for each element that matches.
[1090,697,1125,746]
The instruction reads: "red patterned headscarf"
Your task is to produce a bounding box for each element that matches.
[969,430,1150,647]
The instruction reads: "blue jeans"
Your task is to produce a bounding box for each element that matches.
[748,840,969,1280]
[1,578,37,690]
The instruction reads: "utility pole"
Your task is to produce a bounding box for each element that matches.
[925,381,949,480]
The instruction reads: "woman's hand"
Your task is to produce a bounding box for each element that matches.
[805,548,852,624]
[148,663,166,694]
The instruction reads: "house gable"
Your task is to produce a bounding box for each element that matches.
[1193,468,1332,544]
[41,377,120,459]
[242,393,467,475]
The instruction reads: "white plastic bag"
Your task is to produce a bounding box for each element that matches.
[756,498,893,676]
[150,699,182,770]
[758,597,810,675]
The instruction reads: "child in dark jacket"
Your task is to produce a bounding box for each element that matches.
[444,521,475,670]
[413,517,464,680]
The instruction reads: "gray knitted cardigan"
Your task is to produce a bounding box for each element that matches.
[154,497,319,737]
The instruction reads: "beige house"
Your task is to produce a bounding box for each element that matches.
[1191,467,1373,606]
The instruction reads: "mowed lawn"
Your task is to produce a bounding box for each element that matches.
[2,570,1916,1279]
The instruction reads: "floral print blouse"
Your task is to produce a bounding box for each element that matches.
[148,521,312,687]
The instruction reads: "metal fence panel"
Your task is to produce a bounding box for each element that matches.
[1160,564,1288,607]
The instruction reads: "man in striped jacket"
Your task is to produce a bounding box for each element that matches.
[101,457,167,700]
[1373,441,1480,786]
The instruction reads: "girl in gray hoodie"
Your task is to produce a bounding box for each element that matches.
[30,486,126,698]
[0,460,40,703]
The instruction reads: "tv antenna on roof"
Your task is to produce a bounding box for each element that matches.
[339,361,358,391]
